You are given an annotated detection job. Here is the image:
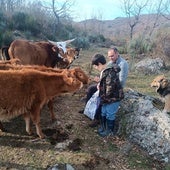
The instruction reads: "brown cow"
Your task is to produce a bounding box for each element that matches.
[0,63,89,121]
[0,69,83,138]
[56,47,80,68]
[1,39,79,69]
[0,58,21,65]
[1,39,66,67]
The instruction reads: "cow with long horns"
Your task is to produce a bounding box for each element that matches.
[1,38,77,68]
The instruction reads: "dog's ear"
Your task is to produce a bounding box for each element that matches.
[160,77,169,89]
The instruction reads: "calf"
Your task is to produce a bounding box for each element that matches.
[0,69,83,138]
[0,64,89,120]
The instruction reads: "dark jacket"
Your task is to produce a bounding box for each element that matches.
[99,63,124,104]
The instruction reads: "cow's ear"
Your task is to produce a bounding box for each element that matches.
[52,46,58,52]
[62,69,71,77]
[63,74,73,85]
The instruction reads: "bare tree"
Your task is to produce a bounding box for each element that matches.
[0,0,24,13]
[121,0,149,39]
[147,0,170,36]
[160,0,170,20]
[40,0,74,35]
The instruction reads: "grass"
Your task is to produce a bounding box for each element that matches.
[127,152,157,170]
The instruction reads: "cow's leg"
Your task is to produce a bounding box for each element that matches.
[30,106,45,139]
[23,112,32,135]
[47,99,56,121]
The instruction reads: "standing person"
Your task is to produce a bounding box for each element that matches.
[79,47,129,127]
[107,47,129,88]
[91,53,124,137]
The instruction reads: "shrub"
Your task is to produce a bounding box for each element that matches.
[128,36,153,55]
[89,34,105,43]
[72,37,90,49]
[1,31,14,46]
[153,27,170,59]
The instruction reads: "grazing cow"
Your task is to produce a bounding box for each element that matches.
[0,69,83,138]
[151,75,170,113]
[1,39,68,68]
[0,63,89,121]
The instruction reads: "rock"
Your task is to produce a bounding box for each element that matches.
[134,58,165,75]
[47,163,75,170]
[119,89,170,162]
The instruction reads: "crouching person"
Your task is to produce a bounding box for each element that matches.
[91,53,124,137]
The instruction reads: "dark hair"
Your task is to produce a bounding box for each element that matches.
[91,54,106,66]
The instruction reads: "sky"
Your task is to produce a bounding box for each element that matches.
[42,0,169,22]
[72,0,125,21]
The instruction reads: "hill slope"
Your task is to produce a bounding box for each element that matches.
[73,14,170,39]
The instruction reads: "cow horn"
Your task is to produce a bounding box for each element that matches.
[65,38,76,44]
[48,38,76,45]
[48,40,58,46]
[48,38,76,53]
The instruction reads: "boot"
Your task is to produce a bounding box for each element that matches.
[98,119,115,137]
[98,116,106,133]
[88,119,100,128]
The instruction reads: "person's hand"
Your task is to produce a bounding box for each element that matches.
[97,83,100,90]
[93,76,100,82]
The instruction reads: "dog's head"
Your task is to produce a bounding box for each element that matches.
[151,75,169,93]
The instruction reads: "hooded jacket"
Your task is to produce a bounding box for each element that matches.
[99,63,124,104]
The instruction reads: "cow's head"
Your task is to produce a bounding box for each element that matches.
[48,38,76,54]
[62,72,83,92]
[61,47,80,64]
[67,67,89,85]
[48,39,80,68]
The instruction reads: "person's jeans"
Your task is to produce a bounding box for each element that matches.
[101,101,120,120]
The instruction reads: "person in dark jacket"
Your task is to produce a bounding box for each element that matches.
[91,53,124,137]
[79,47,128,128]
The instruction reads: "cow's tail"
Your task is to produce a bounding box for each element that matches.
[1,46,10,60]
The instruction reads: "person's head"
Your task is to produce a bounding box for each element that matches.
[91,54,106,71]
[108,47,119,63]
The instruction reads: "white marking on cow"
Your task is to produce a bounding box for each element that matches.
[48,38,76,54]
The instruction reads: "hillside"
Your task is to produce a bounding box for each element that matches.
[73,14,170,40]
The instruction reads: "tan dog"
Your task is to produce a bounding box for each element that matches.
[151,75,170,113]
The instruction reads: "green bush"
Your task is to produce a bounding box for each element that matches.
[0,12,6,31]
[8,12,40,36]
[2,31,14,46]
[72,37,90,49]
[128,36,153,55]
[89,34,106,43]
